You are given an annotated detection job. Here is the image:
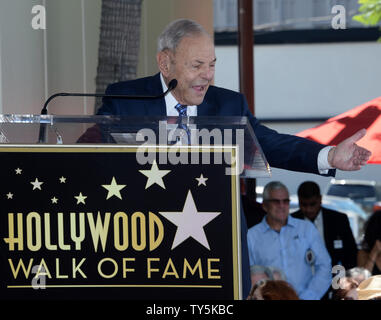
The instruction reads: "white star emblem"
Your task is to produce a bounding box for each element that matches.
[15,168,22,175]
[6,192,13,199]
[31,178,43,190]
[51,197,58,204]
[74,192,87,204]
[59,176,66,183]
[139,160,171,189]
[196,174,208,186]
[158,190,221,250]
[102,177,126,200]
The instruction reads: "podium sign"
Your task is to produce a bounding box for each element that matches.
[0,145,241,300]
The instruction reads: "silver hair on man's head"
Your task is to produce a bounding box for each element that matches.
[157,19,209,53]
[262,181,289,201]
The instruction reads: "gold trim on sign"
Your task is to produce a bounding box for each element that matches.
[1,144,241,299]
[230,146,240,300]
[8,284,223,289]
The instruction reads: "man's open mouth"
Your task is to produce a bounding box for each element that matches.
[192,85,207,92]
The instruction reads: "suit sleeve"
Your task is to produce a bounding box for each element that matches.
[239,95,335,176]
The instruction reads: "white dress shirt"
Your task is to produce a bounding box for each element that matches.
[160,74,197,116]
[304,209,325,247]
[317,146,335,173]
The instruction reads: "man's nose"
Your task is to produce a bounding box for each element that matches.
[280,201,289,208]
[200,67,214,81]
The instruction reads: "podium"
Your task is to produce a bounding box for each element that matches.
[0,115,270,300]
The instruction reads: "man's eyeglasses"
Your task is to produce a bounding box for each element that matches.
[265,198,290,205]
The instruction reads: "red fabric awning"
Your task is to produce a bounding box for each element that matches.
[297,97,381,164]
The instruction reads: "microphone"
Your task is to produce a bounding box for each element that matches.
[38,79,178,143]
[40,79,178,115]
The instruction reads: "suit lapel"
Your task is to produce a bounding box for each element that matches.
[145,73,166,116]
[197,87,218,116]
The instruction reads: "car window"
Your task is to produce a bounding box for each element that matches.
[375,186,381,200]
[327,185,376,199]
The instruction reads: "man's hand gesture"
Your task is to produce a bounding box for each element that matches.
[328,128,372,171]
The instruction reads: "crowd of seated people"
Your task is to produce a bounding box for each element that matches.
[245,180,381,300]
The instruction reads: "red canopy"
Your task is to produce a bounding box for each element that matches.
[297,97,381,164]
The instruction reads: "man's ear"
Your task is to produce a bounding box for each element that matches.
[156,51,170,77]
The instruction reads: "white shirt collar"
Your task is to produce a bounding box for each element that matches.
[160,73,197,116]
[304,209,325,245]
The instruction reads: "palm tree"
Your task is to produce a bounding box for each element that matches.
[94,0,142,113]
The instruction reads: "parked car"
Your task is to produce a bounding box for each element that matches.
[324,179,381,215]
[289,194,367,245]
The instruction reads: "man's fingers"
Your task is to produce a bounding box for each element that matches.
[356,146,372,158]
[354,158,368,166]
[346,128,367,144]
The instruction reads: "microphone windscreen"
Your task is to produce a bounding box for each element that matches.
[168,79,178,90]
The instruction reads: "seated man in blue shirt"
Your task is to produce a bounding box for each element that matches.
[247,181,332,300]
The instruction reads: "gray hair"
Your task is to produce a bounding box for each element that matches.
[262,181,289,202]
[346,267,372,280]
[157,19,209,53]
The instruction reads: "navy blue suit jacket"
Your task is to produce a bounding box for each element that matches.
[96,73,335,298]
[98,73,332,175]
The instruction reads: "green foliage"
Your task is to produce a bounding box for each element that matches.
[352,0,381,41]
[353,0,381,25]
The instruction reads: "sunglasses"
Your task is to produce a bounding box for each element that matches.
[265,198,290,205]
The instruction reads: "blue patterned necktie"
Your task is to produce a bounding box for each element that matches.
[175,103,187,117]
[174,103,190,144]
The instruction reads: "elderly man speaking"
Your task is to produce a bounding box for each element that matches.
[97,19,370,298]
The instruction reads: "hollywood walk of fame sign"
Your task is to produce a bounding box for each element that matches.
[0,145,241,300]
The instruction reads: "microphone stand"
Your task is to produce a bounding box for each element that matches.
[37,79,178,143]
